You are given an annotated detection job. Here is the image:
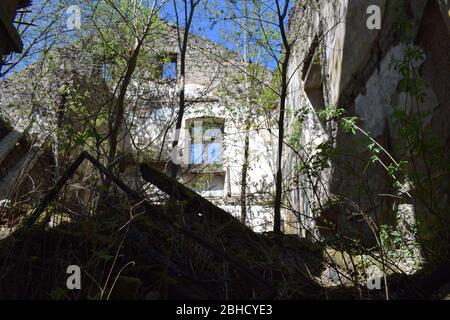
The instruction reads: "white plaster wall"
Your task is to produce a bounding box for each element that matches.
[126,29,276,232]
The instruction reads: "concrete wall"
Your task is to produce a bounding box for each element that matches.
[284,0,450,250]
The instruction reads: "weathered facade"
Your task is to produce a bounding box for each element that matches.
[0,24,277,232]
[284,0,450,255]
[124,25,277,231]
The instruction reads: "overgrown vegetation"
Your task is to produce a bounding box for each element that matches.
[0,0,449,300]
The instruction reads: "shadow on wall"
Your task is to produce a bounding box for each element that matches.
[320,0,450,263]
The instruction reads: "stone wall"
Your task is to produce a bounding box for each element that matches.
[284,0,450,255]
[0,24,277,232]
[125,25,277,232]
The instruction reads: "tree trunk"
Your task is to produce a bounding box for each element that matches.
[107,41,142,170]
[240,127,250,224]
[170,0,198,180]
[273,0,291,234]
[273,68,288,233]
[170,49,186,179]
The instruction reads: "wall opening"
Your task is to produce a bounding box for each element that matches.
[184,117,225,194]
[186,117,224,168]
[303,48,325,112]
[161,52,177,81]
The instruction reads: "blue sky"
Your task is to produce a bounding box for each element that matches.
[4,0,291,77]
[158,0,290,71]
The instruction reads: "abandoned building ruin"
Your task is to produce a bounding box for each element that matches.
[0,22,277,232]
[0,0,450,299]
[283,0,450,262]
[120,24,278,232]
[1,0,450,252]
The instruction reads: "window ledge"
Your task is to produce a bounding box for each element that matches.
[187,165,224,174]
